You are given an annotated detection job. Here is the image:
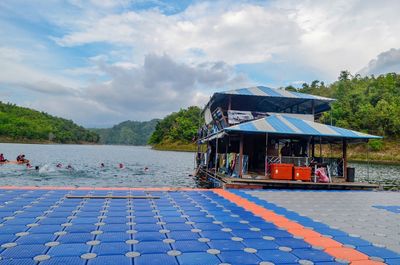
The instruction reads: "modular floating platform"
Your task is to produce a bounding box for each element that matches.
[0,186,398,265]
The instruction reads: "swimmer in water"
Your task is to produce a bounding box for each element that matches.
[66,164,73,170]
[26,163,32,168]
[144,167,149,172]
[35,166,39,170]
[119,163,124,169]
[100,163,105,167]
[56,163,62,168]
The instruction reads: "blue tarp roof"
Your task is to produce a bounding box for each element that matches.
[219,86,335,102]
[224,114,382,139]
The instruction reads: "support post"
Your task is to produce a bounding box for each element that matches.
[215,138,218,178]
[319,137,322,158]
[311,137,315,158]
[239,134,244,178]
[343,138,347,179]
[312,100,315,120]
[265,133,269,177]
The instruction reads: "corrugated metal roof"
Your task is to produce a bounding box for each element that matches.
[220,86,335,102]
[225,114,381,139]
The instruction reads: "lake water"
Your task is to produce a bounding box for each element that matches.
[0,143,399,188]
[0,143,196,188]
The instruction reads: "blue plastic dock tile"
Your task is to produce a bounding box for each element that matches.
[292,249,334,262]
[386,258,400,265]
[0,258,37,265]
[58,233,94,244]
[0,225,27,234]
[192,223,221,231]
[65,224,97,233]
[97,232,130,242]
[219,250,261,265]
[135,224,162,231]
[177,252,221,265]
[87,255,131,265]
[261,229,293,238]
[39,256,85,265]
[0,235,17,244]
[164,224,193,231]
[275,237,311,249]
[373,205,400,214]
[161,217,187,223]
[3,218,36,225]
[136,253,179,265]
[169,231,200,240]
[333,236,372,247]
[200,231,231,240]
[47,243,91,257]
[315,228,348,237]
[93,242,131,255]
[135,232,166,241]
[231,230,262,239]
[257,249,300,264]
[208,240,246,251]
[172,240,209,252]
[134,217,157,224]
[16,233,56,245]
[357,246,400,259]
[243,238,279,250]
[102,224,130,232]
[1,244,47,259]
[135,241,171,254]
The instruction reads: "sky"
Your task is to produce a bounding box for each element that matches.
[0,0,400,128]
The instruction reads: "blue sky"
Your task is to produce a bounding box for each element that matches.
[1,0,400,127]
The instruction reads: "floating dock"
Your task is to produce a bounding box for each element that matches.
[0,186,398,264]
[199,168,380,190]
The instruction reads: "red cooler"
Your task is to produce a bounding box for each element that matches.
[270,164,293,180]
[293,167,312,181]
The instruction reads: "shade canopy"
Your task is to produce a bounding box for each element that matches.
[224,114,382,141]
[206,86,335,115]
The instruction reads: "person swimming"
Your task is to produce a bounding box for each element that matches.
[100,163,105,167]
[119,163,124,169]
[56,163,62,168]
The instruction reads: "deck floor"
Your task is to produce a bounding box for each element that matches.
[0,187,398,264]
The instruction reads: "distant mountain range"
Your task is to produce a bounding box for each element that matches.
[91,119,159,145]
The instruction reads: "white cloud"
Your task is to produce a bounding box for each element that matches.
[358,48,400,76]
[2,0,400,127]
[54,2,303,65]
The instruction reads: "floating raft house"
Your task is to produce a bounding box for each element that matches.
[196,86,382,189]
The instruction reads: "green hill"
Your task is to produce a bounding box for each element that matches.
[92,119,159,145]
[0,102,99,144]
[148,106,202,151]
[285,71,400,138]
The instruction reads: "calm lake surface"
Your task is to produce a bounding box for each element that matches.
[0,143,399,188]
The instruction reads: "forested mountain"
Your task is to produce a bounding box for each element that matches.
[148,106,202,150]
[0,102,99,143]
[285,71,400,138]
[92,119,159,145]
